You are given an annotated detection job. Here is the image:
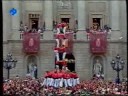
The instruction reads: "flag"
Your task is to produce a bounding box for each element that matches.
[23,32,40,54]
[89,32,107,54]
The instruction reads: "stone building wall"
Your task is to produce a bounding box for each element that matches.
[2,1,127,80]
[3,40,127,80]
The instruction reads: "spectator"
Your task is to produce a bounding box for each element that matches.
[3,74,128,95]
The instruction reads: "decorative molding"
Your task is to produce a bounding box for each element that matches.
[57,0,72,9]
[88,2,106,12]
[3,39,126,44]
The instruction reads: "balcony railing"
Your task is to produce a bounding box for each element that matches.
[86,29,111,41]
[20,33,77,40]
[19,29,111,40]
[20,32,44,40]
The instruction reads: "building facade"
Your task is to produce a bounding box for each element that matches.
[3,0,127,80]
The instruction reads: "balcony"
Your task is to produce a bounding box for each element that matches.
[20,29,77,40]
[86,28,111,41]
[19,23,112,41]
[20,32,43,40]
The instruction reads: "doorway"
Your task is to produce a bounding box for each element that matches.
[93,18,101,29]
[31,18,39,30]
[61,18,69,23]
[61,18,70,29]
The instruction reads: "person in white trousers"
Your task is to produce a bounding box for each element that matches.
[54,49,60,62]
[56,23,62,34]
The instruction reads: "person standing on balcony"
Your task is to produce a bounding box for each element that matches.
[93,23,100,34]
[86,28,90,40]
[38,28,42,33]
[24,24,28,32]
[19,23,24,32]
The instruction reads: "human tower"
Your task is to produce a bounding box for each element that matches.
[42,22,80,88]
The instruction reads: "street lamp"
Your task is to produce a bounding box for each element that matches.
[111,54,125,84]
[3,53,17,79]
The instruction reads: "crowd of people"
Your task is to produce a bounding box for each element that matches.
[86,23,111,33]
[3,71,128,96]
[86,24,112,40]
[19,24,43,33]
[19,21,70,34]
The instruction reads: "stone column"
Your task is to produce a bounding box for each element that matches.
[3,1,11,41]
[77,1,86,40]
[21,1,25,24]
[11,1,20,40]
[110,1,120,40]
[43,1,53,40]
[3,1,12,78]
[120,1,127,42]
[120,1,127,79]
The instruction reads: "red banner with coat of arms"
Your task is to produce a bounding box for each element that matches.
[23,32,40,54]
[89,32,107,54]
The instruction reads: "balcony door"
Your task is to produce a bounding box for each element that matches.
[29,14,40,30]
[61,18,69,23]
[31,18,39,30]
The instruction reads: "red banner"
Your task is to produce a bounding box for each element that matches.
[23,32,40,54]
[89,32,107,54]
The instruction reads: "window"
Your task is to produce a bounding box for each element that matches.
[89,14,104,29]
